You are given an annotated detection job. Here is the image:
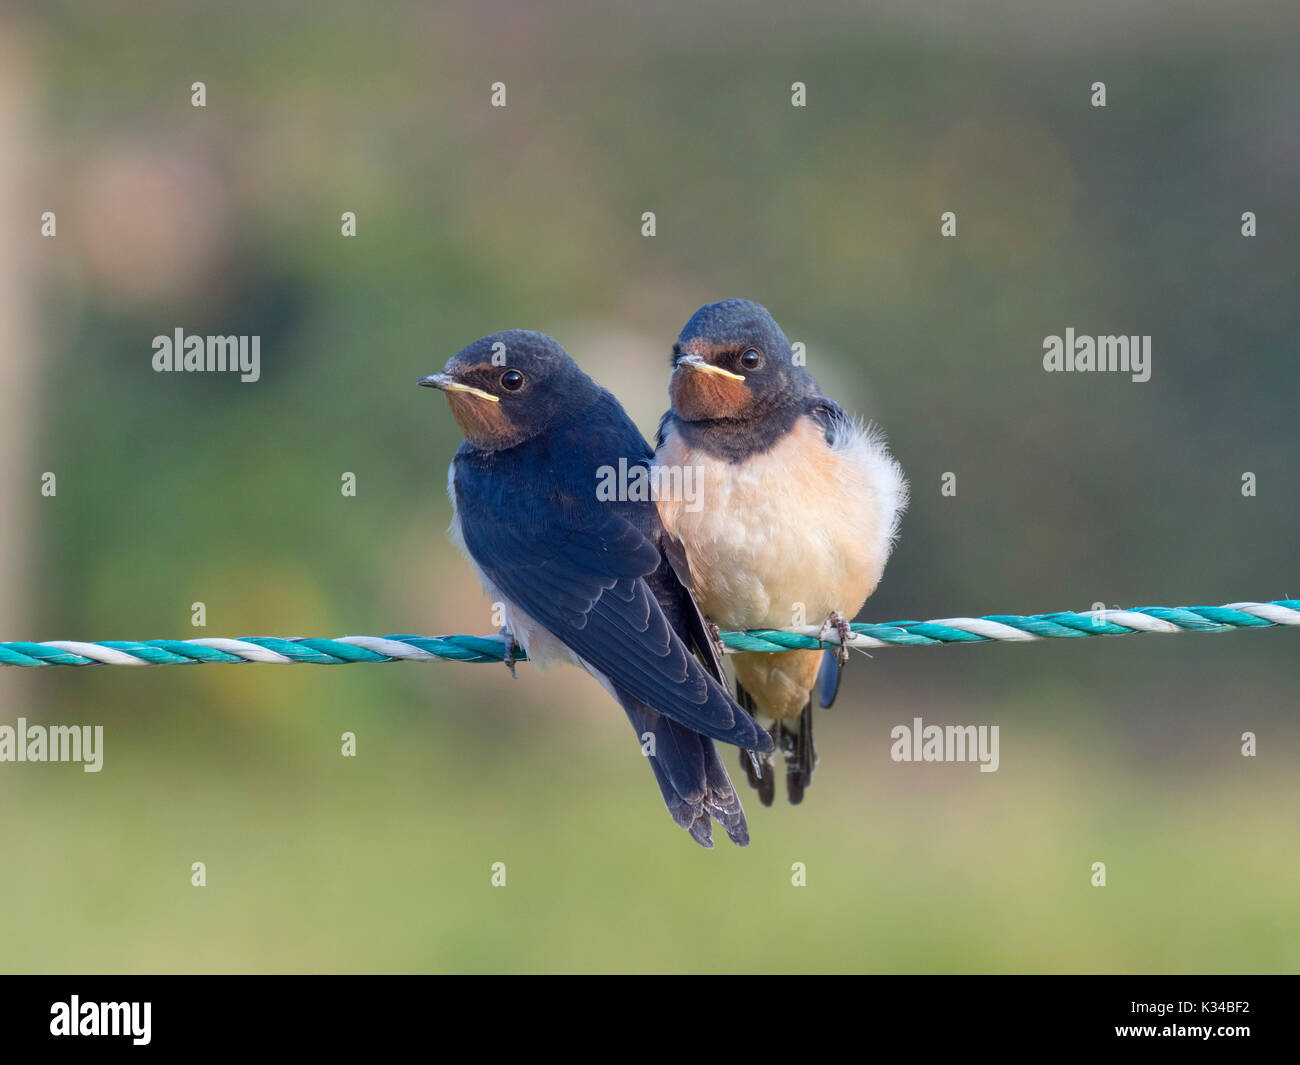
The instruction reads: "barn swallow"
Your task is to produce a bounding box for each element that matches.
[418,329,773,847]
[654,299,908,804]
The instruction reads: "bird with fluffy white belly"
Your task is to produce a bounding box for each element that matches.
[654,299,908,803]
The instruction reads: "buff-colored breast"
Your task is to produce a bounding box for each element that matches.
[655,414,907,720]
[657,416,898,627]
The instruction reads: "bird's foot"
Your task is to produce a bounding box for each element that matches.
[818,611,853,666]
[500,628,520,678]
[706,619,728,661]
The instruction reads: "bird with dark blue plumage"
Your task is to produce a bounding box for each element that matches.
[418,329,773,847]
[655,300,908,804]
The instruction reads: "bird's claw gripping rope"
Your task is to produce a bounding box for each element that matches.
[0,602,1296,667]
[817,610,854,666]
[705,620,727,663]
[499,628,520,678]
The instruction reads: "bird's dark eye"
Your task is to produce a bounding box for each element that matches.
[500,370,525,392]
[740,349,762,370]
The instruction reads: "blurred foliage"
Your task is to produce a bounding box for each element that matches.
[1,1,1296,972]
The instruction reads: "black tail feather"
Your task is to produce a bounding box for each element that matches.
[735,680,818,805]
[780,698,817,803]
[735,680,777,806]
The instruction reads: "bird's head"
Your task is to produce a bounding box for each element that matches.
[419,330,597,450]
[669,299,814,424]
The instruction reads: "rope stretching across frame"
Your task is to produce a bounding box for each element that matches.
[1,601,1296,667]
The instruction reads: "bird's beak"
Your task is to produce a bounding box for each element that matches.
[416,374,500,402]
[674,354,745,382]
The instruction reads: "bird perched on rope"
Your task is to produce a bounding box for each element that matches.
[654,299,908,803]
[419,330,772,847]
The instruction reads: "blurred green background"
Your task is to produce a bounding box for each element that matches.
[0,1,1296,973]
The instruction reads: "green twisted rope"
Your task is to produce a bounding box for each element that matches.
[1,601,1295,667]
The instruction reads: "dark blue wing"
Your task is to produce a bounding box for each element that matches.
[453,398,771,754]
